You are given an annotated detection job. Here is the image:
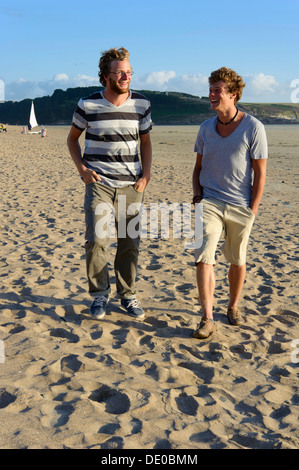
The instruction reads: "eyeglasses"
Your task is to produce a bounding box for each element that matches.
[109,70,134,78]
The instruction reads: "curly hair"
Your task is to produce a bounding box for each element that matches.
[209,67,246,103]
[98,47,131,87]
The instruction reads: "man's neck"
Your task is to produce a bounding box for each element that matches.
[217,106,238,124]
[103,89,130,107]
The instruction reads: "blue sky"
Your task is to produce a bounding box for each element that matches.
[1,0,299,102]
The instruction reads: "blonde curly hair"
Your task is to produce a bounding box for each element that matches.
[98,47,131,87]
[209,67,246,103]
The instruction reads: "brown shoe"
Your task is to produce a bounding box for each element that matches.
[227,307,244,326]
[193,318,216,339]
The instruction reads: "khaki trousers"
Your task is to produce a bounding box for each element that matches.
[84,182,143,298]
[195,198,255,266]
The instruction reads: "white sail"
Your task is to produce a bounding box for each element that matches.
[29,101,38,129]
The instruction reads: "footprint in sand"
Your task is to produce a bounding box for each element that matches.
[89,385,130,415]
[178,362,216,384]
[175,283,193,293]
[53,403,75,428]
[40,401,75,429]
[175,392,199,416]
[60,354,83,374]
[49,328,80,343]
[0,389,17,409]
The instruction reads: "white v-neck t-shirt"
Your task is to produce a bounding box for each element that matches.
[194,113,268,207]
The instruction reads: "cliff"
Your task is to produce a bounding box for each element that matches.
[0,87,298,125]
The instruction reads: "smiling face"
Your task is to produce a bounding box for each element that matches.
[105,59,132,95]
[209,80,237,112]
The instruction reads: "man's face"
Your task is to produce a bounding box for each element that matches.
[209,80,236,110]
[106,59,132,94]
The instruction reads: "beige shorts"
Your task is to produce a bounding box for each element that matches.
[195,198,255,266]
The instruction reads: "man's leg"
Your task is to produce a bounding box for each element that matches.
[196,262,215,320]
[228,263,246,310]
[223,204,255,325]
[113,185,146,319]
[193,199,224,339]
[114,185,143,299]
[226,263,246,325]
[193,262,216,338]
[84,182,115,297]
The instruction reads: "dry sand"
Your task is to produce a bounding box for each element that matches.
[0,124,298,449]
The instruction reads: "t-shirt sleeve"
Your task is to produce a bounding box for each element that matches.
[194,128,204,154]
[139,102,152,135]
[72,99,88,131]
[250,124,268,160]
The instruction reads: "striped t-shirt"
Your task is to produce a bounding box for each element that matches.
[72,90,152,188]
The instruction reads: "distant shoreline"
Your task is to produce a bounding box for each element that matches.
[3,122,299,130]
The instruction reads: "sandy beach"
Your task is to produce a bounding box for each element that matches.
[0,123,298,449]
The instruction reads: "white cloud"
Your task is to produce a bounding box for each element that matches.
[3,70,291,103]
[133,71,209,97]
[133,71,291,102]
[169,73,209,96]
[38,74,99,96]
[5,78,45,101]
[5,74,99,101]
[54,73,69,82]
[244,73,279,97]
[135,71,176,88]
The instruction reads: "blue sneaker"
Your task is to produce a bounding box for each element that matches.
[121,298,145,319]
[90,295,108,319]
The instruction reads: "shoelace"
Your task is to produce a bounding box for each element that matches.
[126,299,140,309]
[93,296,107,307]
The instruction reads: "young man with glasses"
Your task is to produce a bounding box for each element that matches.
[67,47,152,320]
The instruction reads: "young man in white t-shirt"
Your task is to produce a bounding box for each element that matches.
[192,67,268,339]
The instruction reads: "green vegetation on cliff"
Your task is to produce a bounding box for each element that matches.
[0,86,298,125]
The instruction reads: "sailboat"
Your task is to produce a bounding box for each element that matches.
[22,100,46,136]
[29,101,38,130]
[26,101,42,134]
